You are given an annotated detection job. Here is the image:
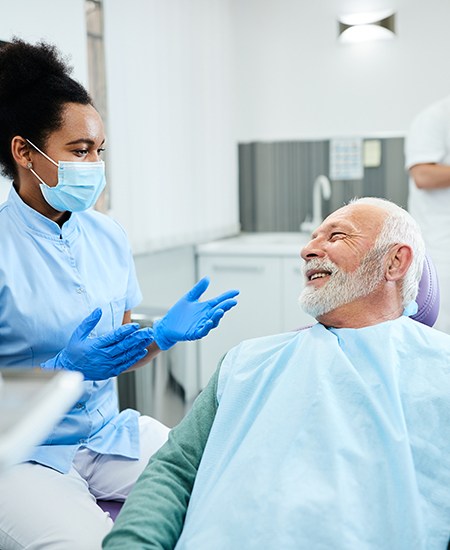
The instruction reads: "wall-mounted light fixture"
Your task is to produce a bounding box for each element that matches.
[338,10,396,43]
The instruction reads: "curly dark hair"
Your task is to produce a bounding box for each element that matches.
[0,38,93,179]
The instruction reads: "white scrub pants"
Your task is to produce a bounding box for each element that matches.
[0,415,169,550]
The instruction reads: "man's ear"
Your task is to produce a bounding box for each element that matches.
[385,244,413,281]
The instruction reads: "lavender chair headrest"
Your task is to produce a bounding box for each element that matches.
[97,499,123,521]
[410,254,440,327]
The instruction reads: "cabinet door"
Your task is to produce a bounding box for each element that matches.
[281,257,316,331]
[197,255,283,389]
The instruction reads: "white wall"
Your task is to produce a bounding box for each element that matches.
[104,0,240,254]
[2,0,449,236]
[231,0,450,141]
[0,1,88,82]
[0,0,88,203]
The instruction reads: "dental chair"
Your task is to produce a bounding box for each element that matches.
[96,254,440,522]
[409,253,439,326]
[98,499,123,522]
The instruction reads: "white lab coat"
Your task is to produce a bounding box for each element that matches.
[405,95,450,334]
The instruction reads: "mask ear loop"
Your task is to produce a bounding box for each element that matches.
[27,165,48,186]
[25,139,59,167]
[25,139,59,187]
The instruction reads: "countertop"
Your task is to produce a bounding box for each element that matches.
[196,232,311,257]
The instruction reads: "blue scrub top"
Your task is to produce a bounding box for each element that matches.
[0,186,143,473]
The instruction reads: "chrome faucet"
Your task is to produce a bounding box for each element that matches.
[300,175,331,233]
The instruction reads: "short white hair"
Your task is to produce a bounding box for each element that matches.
[349,197,425,306]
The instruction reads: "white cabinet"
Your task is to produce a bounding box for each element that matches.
[281,257,315,331]
[196,233,315,388]
[196,255,283,388]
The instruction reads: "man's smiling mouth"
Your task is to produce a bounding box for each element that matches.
[307,270,332,281]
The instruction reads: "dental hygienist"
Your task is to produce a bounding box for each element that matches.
[0,38,238,550]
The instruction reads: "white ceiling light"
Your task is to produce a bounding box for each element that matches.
[338,10,396,43]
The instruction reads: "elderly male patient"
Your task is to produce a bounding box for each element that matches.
[103,197,450,550]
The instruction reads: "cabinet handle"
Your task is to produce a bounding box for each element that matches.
[211,265,264,273]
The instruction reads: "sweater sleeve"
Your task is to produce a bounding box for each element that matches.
[102,365,220,550]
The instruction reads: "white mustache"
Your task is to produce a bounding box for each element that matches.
[303,258,338,277]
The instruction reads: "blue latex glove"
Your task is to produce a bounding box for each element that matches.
[41,308,154,380]
[153,276,239,350]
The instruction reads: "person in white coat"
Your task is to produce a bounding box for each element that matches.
[405,95,450,333]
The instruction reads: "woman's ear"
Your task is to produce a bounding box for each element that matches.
[385,244,413,281]
[11,136,33,169]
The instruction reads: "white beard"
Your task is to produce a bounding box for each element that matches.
[298,249,386,319]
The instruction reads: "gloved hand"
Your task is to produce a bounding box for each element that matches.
[153,277,239,350]
[41,308,154,380]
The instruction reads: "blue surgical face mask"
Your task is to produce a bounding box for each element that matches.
[26,139,106,212]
